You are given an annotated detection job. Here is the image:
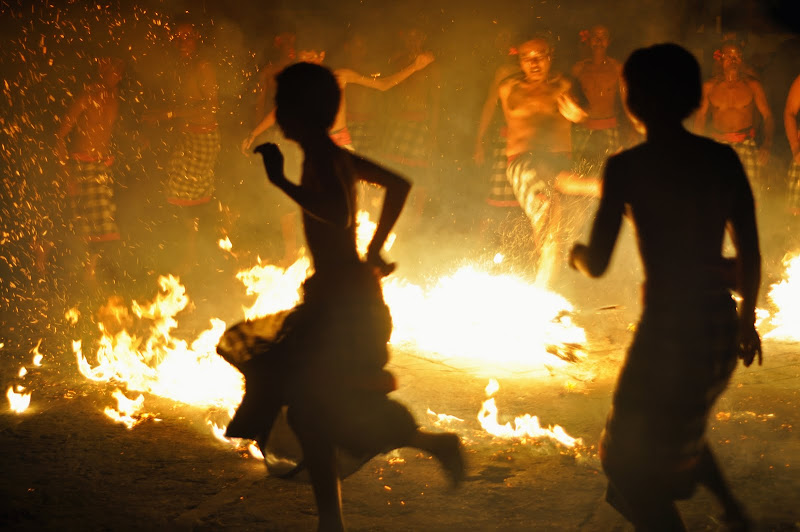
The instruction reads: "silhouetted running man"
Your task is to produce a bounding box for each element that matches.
[217,62,464,532]
[570,44,762,531]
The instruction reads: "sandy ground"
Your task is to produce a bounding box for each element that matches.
[1,302,799,532]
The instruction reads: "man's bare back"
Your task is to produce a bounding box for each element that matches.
[601,131,754,295]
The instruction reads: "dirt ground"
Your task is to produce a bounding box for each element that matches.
[1,303,799,532]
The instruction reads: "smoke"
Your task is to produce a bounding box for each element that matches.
[1,0,798,344]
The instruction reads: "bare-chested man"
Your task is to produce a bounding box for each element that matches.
[145,19,221,273]
[571,25,626,176]
[377,27,441,212]
[694,41,773,199]
[56,57,125,280]
[783,71,800,217]
[571,43,760,531]
[219,62,464,532]
[499,36,597,284]
[242,43,434,153]
[254,30,296,125]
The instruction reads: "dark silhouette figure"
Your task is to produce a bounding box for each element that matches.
[217,62,464,532]
[570,44,762,531]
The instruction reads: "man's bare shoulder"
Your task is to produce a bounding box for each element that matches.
[571,58,590,76]
[703,77,721,92]
[744,75,765,91]
[551,74,571,93]
[498,74,521,96]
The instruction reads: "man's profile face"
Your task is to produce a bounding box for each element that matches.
[589,26,610,53]
[519,40,551,82]
[173,23,199,57]
[721,45,742,73]
[297,49,325,65]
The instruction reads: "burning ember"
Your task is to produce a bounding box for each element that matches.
[6,386,31,414]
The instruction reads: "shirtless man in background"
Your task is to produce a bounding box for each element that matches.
[783,72,800,221]
[571,25,628,176]
[499,36,597,284]
[56,57,125,283]
[694,41,772,202]
[242,44,434,153]
[147,19,221,273]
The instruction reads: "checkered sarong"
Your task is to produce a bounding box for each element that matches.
[487,131,516,206]
[601,293,738,499]
[788,162,800,213]
[70,159,120,242]
[717,138,759,184]
[572,125,620,177]
[348,121,378,156]
[166,129,221,205]
[380,119,433,168]
[506,152,571,283]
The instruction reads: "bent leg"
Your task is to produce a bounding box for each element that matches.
[697,444,751,530]
[289,407,345,532]
[409,430,465,487]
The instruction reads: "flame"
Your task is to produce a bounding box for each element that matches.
[236,257,310,320]
[764,253,800,340]
[74,275,244,413]
[384,267,586,373]
[355,210,395,256]
[478,379,582,448]
[7,386,31,413]
[31,338,43,366]
[65,307,80,325]
[103,389,149,430]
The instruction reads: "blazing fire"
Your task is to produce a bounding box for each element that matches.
[385,267,586,374]
[59,210,593,453]
[763,252,800,341]
[73,275,244,428]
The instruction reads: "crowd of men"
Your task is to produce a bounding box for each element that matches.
[51,17,800,299]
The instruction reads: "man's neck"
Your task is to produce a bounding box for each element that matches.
[724,69,740,82]
[591,51,608,65]
[299,130,335,152]
[646,121,686,142]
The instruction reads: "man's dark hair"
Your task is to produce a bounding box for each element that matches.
[623,43,701,125]
[275,62,340,130]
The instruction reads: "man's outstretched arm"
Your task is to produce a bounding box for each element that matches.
[350,154,411,274]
